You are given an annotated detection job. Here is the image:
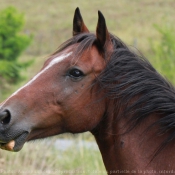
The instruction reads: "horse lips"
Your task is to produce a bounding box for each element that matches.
[1,140,15,151]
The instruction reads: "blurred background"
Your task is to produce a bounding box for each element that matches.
[0,0,175,174]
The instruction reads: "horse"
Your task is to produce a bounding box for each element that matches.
[0,7,175,174]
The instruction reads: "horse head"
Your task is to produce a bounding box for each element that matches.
[0,8,111,152]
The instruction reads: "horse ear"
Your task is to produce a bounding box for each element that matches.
[96,11,112,50]
[73,7,89,36]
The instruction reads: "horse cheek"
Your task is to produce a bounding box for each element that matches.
[64,92,105,133]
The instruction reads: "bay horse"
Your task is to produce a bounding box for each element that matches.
[0,7,175,174]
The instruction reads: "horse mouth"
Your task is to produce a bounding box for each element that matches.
[0,132,29,152]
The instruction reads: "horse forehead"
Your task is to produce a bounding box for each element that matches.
[81,47,105,69]
[46,47,104,70]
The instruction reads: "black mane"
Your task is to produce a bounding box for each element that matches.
[56,33,175,153]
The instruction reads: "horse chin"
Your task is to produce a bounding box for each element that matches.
[0,132,29,152]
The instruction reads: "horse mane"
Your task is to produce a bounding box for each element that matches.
[55,32,175,154]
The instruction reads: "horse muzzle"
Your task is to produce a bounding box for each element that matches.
[0,109,30,152]
[0,132,29,151]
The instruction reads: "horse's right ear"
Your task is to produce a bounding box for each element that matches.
[73,7,89,36]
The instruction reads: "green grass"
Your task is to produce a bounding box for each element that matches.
[0,134,106,175]
[149,24,175,84]
[0,0,174,57]
[0,1,175,174]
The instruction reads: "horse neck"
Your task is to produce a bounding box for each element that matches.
[91,103,175,174]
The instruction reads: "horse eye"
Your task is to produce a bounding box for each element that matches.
[68,69,84,79]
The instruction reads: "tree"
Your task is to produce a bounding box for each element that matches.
[0,6,32,85]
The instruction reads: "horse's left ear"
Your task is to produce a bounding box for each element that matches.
[73,7,89,36]
[96,11,112,50]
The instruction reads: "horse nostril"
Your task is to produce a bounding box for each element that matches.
[0,110,11,125]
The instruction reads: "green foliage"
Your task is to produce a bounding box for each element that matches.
[150,24,175,84]
[0,6,32,84]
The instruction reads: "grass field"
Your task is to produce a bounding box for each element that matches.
[0,1,175,174]
[0,135,106,175]
[0,0,174,56]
